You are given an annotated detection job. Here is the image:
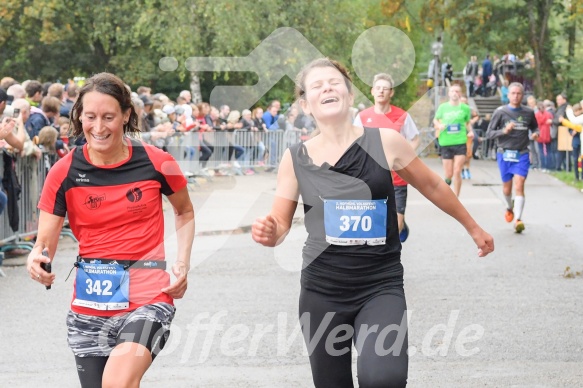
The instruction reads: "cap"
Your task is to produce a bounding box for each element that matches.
[174,105,185,115]
[162,104,176,115]
[140,95,153,106]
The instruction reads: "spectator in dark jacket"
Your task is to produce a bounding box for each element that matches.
[262,101,280,130]
[60,84,78,118]
[26,96,60,139]
[482,55,493,95]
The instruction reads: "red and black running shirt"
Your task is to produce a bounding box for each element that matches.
[38,137,187,317]
[354,106,420,186]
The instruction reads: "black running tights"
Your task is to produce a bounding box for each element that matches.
[299,288,408,388]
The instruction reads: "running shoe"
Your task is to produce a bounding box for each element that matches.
[399,222,410,243]
[504,208,514,223]
[466,169,472,179]
[514,220,525,233]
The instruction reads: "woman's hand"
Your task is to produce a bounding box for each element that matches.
[468,226,494,257]
[0,117,16,140]
[26,248,55,287]
[161,261,189,299]
[252,215,278,247]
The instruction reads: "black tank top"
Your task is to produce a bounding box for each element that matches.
[290,128,403,297]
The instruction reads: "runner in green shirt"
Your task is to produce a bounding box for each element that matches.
[433,84,473,197]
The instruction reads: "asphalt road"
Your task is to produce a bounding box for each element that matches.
[1,158,582,387]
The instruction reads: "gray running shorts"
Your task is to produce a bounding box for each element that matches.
[66,302,175,358]
[440,144,467,160]
[394,185,408,215]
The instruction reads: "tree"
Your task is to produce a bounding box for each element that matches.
[137,0,370,107]
[0,0,156,82]
[416,0,557,98]
[555,0,583,100]
[526,0,555,97]
[3,0,583,103]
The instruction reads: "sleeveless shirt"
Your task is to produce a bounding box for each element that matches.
[290,128,404,297]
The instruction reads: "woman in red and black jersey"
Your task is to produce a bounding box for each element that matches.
[26,73,194,387]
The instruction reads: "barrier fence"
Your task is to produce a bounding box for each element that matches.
[162,129,308,177]
[0,150,43,254]
[0,130,306,261]
[0,127,492,270]
[162,128,441,178]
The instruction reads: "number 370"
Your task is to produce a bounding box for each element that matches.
[339,215,372,232]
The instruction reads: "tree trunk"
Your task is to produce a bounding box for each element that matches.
[91,40,111,72]
[190,72,203,104]
[566,1,577,96]
[528,0,554,98]
[528,4,543,97]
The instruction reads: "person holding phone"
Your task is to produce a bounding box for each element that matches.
[26,73,194,388]
[0,106,26,151]
[0,116,17,138]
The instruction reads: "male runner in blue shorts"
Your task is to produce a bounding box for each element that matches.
[486,82,539,233]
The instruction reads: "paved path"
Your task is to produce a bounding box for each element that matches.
[1,158,582,387]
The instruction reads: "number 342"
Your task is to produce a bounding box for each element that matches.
[85,279,113,296]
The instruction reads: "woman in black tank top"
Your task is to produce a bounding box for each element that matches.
[252,58,494,388]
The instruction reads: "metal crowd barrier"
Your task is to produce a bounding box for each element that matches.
[0,151,41,253]
[0,125,492,266]
[0,128,316,269]
[418,127,438,157]
[417,127,501,161]
[0,150,76,258]
[160,127,452,175]
[0,129,303,259]
[160,129,302,177]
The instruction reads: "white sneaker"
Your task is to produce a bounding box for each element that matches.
[233,161,241,169]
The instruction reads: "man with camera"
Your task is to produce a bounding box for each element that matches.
[0,90,28,151]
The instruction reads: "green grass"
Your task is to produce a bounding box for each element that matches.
[550,170,583,191]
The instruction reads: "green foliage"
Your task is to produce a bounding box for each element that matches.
[414,0,560,98]
[0,0,383,105]
[2,0,582,105]
[550,170,583,191]
[358,0,423,110]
